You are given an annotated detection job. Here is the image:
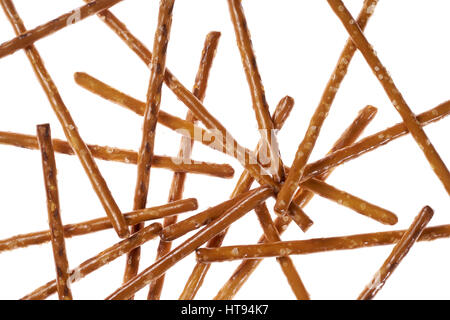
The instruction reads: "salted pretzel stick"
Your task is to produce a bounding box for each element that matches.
[358,206,434,300]
[302,179,397,225]
[0,0,125,59]
[0,0,129,238]
[149,32,221,300]
[228,0,285,182]
[37,124,72,300]
[303,101,450,183]
[327,0,450,195]
[125,0,175,290]
[0,199,197,253]
[275,0,380,214]
[22,223,162,300]
[254,204,309,300]
[106,186,274,300]
[179,97,311,300]
[0,131,234,178]
[85,1,276,189]
[215,105,377,300]
[197,214,445,263]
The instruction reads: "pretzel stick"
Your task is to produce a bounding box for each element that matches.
[22,223,162,300]
[0,0,125,59]
[84,1,277,190]
[303,101,450,183]
[124,0,175,292]
[275,0,380,214]
[228,0,285,182]
[0,199,197,253]
[149,32,221,300]
[302,179,398,225]
[215,105,377,300]
[254,204,309,300]
[37,124,72,300]
[106,186,274,300]
[327,0,450,195]
[0,131,234,178]
[358,206,434,300]
[197,215,446,263]
[0,0,129,238]
[179,97,311,300]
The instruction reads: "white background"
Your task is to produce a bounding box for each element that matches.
[0,0,448,300]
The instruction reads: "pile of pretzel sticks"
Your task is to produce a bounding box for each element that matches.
[0,0,448,300]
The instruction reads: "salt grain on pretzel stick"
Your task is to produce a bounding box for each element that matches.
[86,2,276,189]
[22,223,162,300]
[106,186,274,300]
[0,199,197,253]
[197,212,444,263]
[179,96,311,300]
[215,105,377,300]
[0,0,125,59]
[148,32,221,300]
[302,179,398,225]
[303,101,450,183]
[358,206,434,300]
[0,131,234,178]
[254,204,309,300]
[228,0,285,182]
[327,0,450,195]
[0,0,129,238]
[124,0,175,290]
[36,124,72,300]
[275,0,380,214]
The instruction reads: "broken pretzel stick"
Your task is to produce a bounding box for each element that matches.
[358,206,434,300]
[0,0,129,238]
[327,0,450,195]
[37,124,72,300]
[22,223,162,300]
[0,198,197,253]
